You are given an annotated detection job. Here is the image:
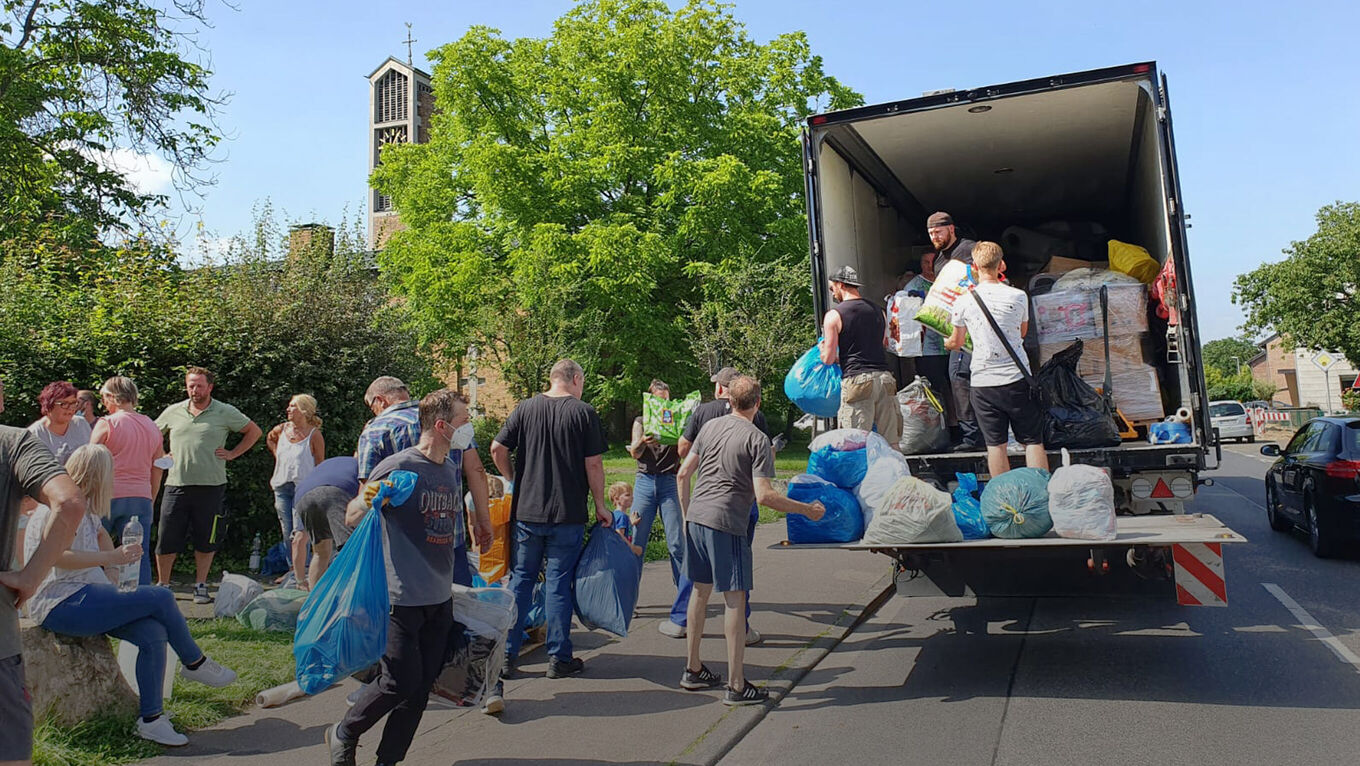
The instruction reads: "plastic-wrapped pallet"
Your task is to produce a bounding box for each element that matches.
[1032,284,1149,344]
[1039,335,1152,378]
[1083,365,1164,422]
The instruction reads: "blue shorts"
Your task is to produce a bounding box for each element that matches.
[684,522,753,593]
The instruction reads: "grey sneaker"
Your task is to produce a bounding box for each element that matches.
[179,656,236,687]
[680,664,723,691]
[658,619,686,638]
[482,680,504,715]
[723,681,770,706]
[324,723,357,766]
[192,582,212,604]
[546,656,584,678]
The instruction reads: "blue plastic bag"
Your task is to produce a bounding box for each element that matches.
[979,468,1053,539]
[1148,421,1191,444]
[807,445,868,489]
[261,541,291,576]
[951,473,990,540]
[573,525,641,637]
[293,471,417,695]
[785,342,842,418]
[786,474,864,543]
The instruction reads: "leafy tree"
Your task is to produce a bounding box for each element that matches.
[0,204,435,564]
[1343,389,1359,413]
[373,0,860,432]
[1235,202,1360,366]
[1204,368,1275,403]
[0,0,222,246]
[1202,337,1260,377]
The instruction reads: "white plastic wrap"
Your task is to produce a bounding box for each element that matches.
[861,477,962,545]
[810,428,869,453]
[1032,284,1149,344]
[1048,449,1117,541]
[856,433,910,529]
[434,585,517,709]
[214,571,263,618]
[1052,268,1141,290]
[1084,366,1164,422]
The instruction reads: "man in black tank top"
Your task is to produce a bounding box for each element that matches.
[818,265,903,446]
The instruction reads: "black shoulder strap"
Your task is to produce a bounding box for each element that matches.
[971,289,1035,385]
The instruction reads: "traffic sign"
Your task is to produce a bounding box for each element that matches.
[1311,350,1339,371]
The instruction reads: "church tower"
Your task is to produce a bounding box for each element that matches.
[366,57,433,250]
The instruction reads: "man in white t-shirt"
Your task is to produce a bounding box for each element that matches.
[944,241,1049,477]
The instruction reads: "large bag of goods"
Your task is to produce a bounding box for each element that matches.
[861,477,963,545]
[785,342,842,418]
[434,585,517,708]
[238,588,308,631]
[294,471,414,695]
[1108,240,1159,284]
[573,524,642,637]
[476,490,514,584]
[1036,341,1121,449]
[980,468,1053,539]
[887,285,927,358]
[1048,450,1116,541]
[643,390,701,445]
[897,376,949,454]
[807,428,869,489]
[856,433,910,530]
[214,571,264,619]
[950,473,990,540]
[786,474,864,544]
[913,258,974,350]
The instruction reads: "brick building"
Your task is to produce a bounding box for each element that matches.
[1247,333,1357,412]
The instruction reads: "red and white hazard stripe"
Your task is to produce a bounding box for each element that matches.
[1250,408,1288,424]
[1173,542,1227,607]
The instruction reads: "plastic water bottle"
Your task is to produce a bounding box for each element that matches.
[119,518,143,592]
[249,533,262,572]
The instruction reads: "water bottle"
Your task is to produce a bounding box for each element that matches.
[249,533,262,572]
[118,517,143,593]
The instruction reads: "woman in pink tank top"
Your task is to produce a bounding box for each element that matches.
[90,376,166,586]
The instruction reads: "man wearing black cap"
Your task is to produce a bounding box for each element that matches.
[819,265,903,446]
[926,212,983,451]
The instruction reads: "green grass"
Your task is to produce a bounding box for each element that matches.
[33,618,296,766]
[603,441,813,562]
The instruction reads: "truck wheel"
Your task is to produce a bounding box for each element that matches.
[1247,435,1256,444]
[1305,492,1341,558]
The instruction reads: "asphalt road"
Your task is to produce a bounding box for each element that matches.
[723,445,1360,766]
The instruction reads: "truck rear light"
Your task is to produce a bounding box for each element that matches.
[810,115,828,126]
[1324,460,1360,480]
[1132,64,1151,73]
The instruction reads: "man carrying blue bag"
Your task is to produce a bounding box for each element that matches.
[324,390,492,766]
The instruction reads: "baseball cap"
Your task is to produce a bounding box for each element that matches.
[710,367,740,387]
[829,265,862,287]
[926,211,954,228]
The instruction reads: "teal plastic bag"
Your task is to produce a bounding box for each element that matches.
[642,390,700,445]
[785,342,842,418]
[951,473,990,540]
[293,470,416,695]
[979,468,1053,539]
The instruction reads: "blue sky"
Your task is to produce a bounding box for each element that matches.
[172,0,1359,343]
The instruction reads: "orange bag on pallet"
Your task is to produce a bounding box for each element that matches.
[477,493,514,584]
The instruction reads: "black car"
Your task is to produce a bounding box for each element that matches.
[1262,417,1360,557]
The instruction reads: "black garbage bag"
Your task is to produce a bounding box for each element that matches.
[1036,341,1121,449]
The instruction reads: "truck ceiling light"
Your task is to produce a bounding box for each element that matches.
[994,167,1014,174]
[968,105,992,113]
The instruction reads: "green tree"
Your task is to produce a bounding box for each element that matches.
[1234,202,1360,366]
[373,0,860,431]
[1202,337,1260,377]
[0,0,221,246]
[0,204,435,563]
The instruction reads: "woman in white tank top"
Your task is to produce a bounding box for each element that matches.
[266,395,325,584]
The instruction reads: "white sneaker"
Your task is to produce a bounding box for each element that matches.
[745,627,763,647]
[658,620,686,638]
[180,657,236,687]
[136,716,188,746]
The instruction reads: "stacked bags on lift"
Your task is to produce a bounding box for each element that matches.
[785,429,871,544]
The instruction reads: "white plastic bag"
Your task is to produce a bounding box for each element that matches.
[855,433,910,529]
[214,571,264,618]
[434,584,517,709]
[862,476,962,545]
[810,428,869,453]
[1048,449,1117,541]
[897,376,948,454]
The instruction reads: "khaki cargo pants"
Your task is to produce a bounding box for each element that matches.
[838,370,902,446]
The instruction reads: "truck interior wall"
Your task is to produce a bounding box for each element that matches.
[813,77,1194,421]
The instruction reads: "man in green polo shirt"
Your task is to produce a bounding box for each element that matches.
[155,367,262,603]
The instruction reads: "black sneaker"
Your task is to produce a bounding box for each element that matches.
[501,655,517,680]
[680,664,723,691]
[723,682,770,706]
[324,723,357,766]
[546,656,584,678]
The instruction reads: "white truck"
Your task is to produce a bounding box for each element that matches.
[797,63,1244,601]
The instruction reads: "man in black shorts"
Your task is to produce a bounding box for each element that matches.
[675,376,823,705]
[292,456,359,589]
[944,241,1049,477]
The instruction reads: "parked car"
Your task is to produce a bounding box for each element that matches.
[1210,400,1255,443]
[1261,417,1360,557]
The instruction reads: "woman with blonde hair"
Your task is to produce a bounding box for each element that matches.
[23,444,237,747]
[91,375,165,585]
[266,394,325,585]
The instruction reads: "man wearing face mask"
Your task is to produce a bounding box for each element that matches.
[328,389,492,766]
[925,212,983,452]
[819,265,902,446]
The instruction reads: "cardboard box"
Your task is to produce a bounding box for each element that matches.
[1045,256,1108,274]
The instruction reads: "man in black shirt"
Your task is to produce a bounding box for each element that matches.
[491,359,610,679]
[927,211,983,451]
[819,265,903,446]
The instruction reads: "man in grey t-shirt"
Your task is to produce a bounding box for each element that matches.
[0,424,88,764]
[675,376,823,707]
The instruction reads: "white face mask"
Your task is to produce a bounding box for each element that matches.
[449,422,475,451]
